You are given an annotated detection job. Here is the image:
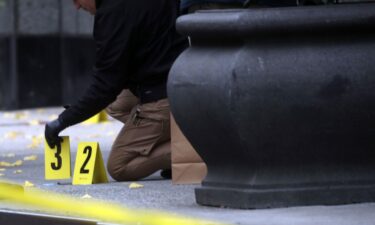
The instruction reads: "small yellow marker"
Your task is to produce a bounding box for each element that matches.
[44,136,71,180]
[73,142,108,185]
[83,111,108,125]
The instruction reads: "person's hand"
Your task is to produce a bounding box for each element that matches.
[45,119,64,149]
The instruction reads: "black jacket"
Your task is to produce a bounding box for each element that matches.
[59,0,188,127]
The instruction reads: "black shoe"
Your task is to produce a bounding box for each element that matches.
[160,169,172,179]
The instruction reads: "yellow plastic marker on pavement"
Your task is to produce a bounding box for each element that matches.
[0,181,225,225]
[45,136,71,180]
[73,142,108,185]
[83,111,108,125]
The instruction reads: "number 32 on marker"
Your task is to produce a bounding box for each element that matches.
[45,136,71,180]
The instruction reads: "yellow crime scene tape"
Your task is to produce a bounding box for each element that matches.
[0,180,227,225]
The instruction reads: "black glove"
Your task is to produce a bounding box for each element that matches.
[45,119,65,149]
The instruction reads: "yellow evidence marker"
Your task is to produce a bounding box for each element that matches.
[73,142,108,185]
[83,111,108,124]
[45,136,71,180]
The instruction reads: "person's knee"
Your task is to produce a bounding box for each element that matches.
[107,159,125,181]
[107,160,140,181]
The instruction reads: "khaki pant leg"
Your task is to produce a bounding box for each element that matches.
[107,99,171,181]
[106,89,139,123]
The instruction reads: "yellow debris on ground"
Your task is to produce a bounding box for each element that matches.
[28,120,40,126]
[24,181,35,187]
[13,170,23,174]
[4,131,24,140]
[15,112,28,120]
[81,194,93,199]
[129,182,144,189]
[12,160,23,167]
[48,114,59,120]
[0,160,23,167]
[24,155,38,161]
[36,109,45,113]
[0,161,12,167]
[27,135,44,149]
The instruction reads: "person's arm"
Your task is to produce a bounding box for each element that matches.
[45,2,137,148]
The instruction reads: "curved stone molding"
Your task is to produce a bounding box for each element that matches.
[168,3,375,209]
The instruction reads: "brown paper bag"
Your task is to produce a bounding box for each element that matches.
[171,114,207,184]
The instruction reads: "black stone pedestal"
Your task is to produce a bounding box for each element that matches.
[168,3,375,209]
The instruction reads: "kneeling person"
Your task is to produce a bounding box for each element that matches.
[45,0,188,181]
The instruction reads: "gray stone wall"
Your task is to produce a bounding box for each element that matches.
[0,0,13,36]
[0,0,94,109]
[18,0,60,35]
[62,1,94,36]
[0,0,94,36]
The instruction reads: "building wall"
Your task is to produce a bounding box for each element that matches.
[0,0,95,110]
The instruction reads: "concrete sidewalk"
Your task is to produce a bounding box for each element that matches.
[1,108,375,225]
